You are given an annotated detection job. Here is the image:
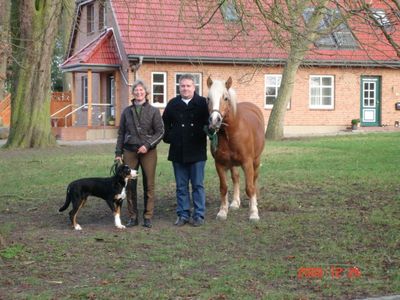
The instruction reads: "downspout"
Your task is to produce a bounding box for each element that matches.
[131,56,144,82]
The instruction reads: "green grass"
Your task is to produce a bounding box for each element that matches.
[0,132,399,299]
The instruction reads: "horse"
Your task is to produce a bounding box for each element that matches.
[206,76,265,221]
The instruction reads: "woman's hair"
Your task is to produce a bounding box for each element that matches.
[131,79,149,98]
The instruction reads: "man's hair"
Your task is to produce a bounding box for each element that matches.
[179,74,195,85]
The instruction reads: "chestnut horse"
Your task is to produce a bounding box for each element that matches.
[206,76,265,221]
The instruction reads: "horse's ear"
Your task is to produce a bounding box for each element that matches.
[225,77,233,90]
[207,76,213,88]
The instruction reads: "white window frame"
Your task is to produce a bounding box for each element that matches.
[82,76,88,105]
[98,2,106,30]
[151,72,167,107]
[175,73,202,97]
[265,74,282,109]
[309,75,334,109]
[87,4,95,34]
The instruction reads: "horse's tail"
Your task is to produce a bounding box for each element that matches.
[59,186,72,212]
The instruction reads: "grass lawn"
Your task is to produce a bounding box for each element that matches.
[0,132,399,299]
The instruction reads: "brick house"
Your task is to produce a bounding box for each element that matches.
[60,0,400,140]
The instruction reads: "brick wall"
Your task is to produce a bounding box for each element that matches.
[133,62,400,128]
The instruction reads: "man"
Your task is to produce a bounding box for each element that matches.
[162,74,209,227]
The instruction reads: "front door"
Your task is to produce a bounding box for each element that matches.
[360,76,381,127]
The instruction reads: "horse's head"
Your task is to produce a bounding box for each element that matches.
[206,76,237,131]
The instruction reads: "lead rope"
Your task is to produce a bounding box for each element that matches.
[203,125,218,152]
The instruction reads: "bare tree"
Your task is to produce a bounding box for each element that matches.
[4,0,65,148]
[190,0,399,140]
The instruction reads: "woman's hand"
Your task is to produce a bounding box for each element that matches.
[115,156,123,164]
[137,145,148,154]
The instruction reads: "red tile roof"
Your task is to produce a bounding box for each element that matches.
[110,0,400,65]
[61,29,121,70]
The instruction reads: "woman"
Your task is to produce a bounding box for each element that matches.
[115,80,164,228]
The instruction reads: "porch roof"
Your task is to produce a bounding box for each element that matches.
[61,28,121,72]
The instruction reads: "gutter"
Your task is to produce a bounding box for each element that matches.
[127,55,400,68]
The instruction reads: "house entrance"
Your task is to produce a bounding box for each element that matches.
[360,76,381,127]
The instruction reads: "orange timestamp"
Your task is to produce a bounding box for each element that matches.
[297,265,362,280]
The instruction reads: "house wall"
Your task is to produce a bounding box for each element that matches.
[129,62,400,131]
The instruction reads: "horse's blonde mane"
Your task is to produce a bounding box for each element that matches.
[228,87,237,116]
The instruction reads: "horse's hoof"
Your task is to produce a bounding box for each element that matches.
[249,216,260,222]
[229,202,240,210]
[216,212,227,221]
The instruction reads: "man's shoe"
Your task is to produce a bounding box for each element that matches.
[192,218,205,227]
[174,217,189,226]
[143,218,152,228]
[126,218,139,227]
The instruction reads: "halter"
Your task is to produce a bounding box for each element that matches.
[206,106,230,153]
[210,103,230,128]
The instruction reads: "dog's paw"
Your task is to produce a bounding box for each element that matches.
[116,224,126,229]
[74,224,82,230]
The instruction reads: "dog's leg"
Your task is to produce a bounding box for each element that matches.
[70,198,85,230]
[112,199,125,229]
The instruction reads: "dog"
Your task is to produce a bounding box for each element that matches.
[59,164,138,230]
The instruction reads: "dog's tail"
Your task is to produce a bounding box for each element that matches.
[59,186,72,212]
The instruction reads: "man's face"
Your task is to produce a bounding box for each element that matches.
[179,78,195,99]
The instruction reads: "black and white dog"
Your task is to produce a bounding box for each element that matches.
[59,164,137,230]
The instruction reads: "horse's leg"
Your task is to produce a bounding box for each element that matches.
[229,166,240,210]
[253,155,261,187]
[216,162,229,220]
[242,161,259,221]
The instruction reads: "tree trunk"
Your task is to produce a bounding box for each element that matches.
[265,1,328,140]
[265,50,304,140]
[5,0,63,149]
[0,0,11,98]
[61,0,75,90]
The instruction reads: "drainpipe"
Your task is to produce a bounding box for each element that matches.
[131,56,144,81]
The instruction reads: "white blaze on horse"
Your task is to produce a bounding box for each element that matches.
[206,76,265,221]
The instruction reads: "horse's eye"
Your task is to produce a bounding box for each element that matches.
[224,97,228,101]
[206,97,210,104]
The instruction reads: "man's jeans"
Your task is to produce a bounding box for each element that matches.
[172,161,206,220]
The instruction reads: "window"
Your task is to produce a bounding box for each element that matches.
[303,8,357,49]
[107,75,115,117]
[265,74,282,108]
[87,4,94,34]
[151,72,167,107]
[99,2,106,30]
[372,10,391,28]
[309,75,334,109]
[221,1,239,21]
[82,76,88,105]
[175,73,202,96]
